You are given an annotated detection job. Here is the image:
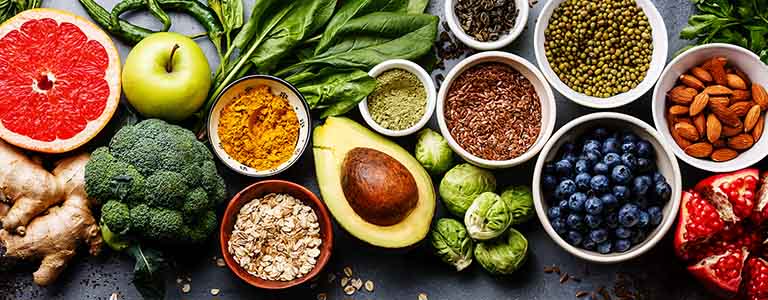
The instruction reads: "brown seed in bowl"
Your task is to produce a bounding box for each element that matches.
[704,85,734,96]
[680,74,705,90]
[702,56,728,85]
[729,101,753,117]
[685,142,714,158]
[668,86,698,105]
[689,93,709,116]
[710,103,742,127]
[731,89,751,102]
[753,83,768,110]
[691,67,713,82]
[753,114,765,141]
[726,74,748,90]
[674,123,699,141]
[745,105,762,132]
[723,124,744,137]
[711,148,739,162]
[669,105,689,115]
[706,114,722,143]
[709,97,731,108]
[693,114,706,137]
[728,134,755,150]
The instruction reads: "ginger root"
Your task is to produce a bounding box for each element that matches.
[0,141,102,286]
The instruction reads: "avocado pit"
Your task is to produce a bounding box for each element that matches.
[341,147,418,226]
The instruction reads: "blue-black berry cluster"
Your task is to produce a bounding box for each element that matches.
[542,127,671,254]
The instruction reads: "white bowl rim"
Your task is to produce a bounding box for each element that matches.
[651,43,768,172]
[207,75,311,178]
[532,112,683,263]
[533,0,668,109]
[443,0,530,50]
[436,51,557,168]
[358,59,437,137]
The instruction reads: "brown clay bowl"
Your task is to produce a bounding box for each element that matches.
[219,180,333,289]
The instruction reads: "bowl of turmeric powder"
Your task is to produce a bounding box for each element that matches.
[208,75,311,177]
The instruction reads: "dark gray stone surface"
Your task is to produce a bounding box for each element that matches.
[1,0,724,299]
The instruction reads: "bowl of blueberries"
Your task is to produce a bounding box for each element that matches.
[532,112,682,263]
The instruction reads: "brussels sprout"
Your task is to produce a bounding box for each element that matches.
[439,164,497,217]
[415,129,455,175]
[500,185,535,225]
[474,228,529,275]
[430,218,474,271]
[464,192,512,240]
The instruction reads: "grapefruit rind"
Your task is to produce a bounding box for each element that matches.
[0,8,121,153]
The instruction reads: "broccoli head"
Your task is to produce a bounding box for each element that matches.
[85,119,227,245]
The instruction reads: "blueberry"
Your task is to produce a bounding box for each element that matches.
[621,141,637,154]
[543,175,559,191]
[622,132,639,143]
[563,152,579,164]
[555,180,577,199]
[593,162,610,175]
[652,171,666,184]
[575,160,591,174]
[583,140,601,153]
[647,206,663,226]
[582,150,602,166]
[567,230,583,246]
[569,193,588,212]
[592,128,610,140]
[613,185,630,201]
[637,210,650,227]
[614,239,632,252]
[590,175,610,193]
[635,195,650,209]
[585,196,604,215]
[637,140,654,158]
[632,176,652,196]
[589,229,609,244]
[632,229,648,245]
[611,165,633,185]
[602,138,621,154]
[621,153,638,170]
[636,158,653,172]
[615,227,632,239]
[582,239,597,251]
[548,206,563,219]
[603,153,621,169]
[555,160,573,177]
[561,142,576,154]
[585,214,603,228]
[543,163,556,175]
[558,199,570,210]
[655,181,672,201]
[601,193,619,209]
[575,173,592,190]
[597,241,613,254]
[605,213,619,229]
[619,204,641,227]
[566,213,584,230]
[552,218,568,235]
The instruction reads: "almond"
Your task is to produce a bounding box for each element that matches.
[675,122,700,141]
[723,124,744,137]
[667,86,698,105]
[669,105,689,115]
[731,89,751,102]
[670,123,692,149]
[691,67,713,83]
[704,85,734,96]
[734,68,752,87]
[680,74,705,90]
[727,133,755,150]
[684,142,714,158]
[702,56,728,86]
[713,138,727,148]
[676,117,693,125]
[709,96,730,107]
[726,74,748,90]
[729,101,753,117]
[689,93,709,116]
[744,105,761,132]
[710,103,742,127]
[694,113,706,138]
[710,148,739,162]
[753,83,768,110]
[753,114,765,141]
[706,114,722,143]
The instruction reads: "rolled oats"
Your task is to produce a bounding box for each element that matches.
[227,193,322,282]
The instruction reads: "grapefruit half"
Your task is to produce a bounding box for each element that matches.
[0,9,121,153]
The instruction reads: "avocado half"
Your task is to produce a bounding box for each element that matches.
[313,117,436,248]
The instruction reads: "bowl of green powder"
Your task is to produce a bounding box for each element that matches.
[359,59,437,137]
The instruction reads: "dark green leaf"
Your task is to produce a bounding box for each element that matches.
[290,68,376,113]
[315,0,408,54]
[407,0,429,13]
[127,245,166,300]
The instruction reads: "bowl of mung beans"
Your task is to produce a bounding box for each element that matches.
[533,0,668,109]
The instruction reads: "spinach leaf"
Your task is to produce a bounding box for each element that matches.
[209,0,244,40]
[277,12,438,75]
[127,245,166,300]
[288,67,376,117]
[314,0,408,54]
[408,0,430,13]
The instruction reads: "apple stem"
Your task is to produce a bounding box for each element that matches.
[166,44,180,73]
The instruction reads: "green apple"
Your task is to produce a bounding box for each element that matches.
[122,32,211,121]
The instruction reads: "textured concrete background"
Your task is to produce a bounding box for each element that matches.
[1,0,721,299]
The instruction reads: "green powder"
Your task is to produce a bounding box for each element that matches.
[367,69,427,131]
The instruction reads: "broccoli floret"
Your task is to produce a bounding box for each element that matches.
[87,119,225,245]
[101,200,131,234]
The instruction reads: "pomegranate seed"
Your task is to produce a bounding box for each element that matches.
[684,194,725,241]
[714,252,743,281]
[746,258,768,299]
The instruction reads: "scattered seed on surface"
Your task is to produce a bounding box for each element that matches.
[176,278,183,284]
[351,278,363,290]
[418,292,429,300]
[344,285,356,295]
[544,266,555,273]
[340,277,350,287]
[327,273,336,283]
[181,283,191,294]
[210,289,220,296]
[216,258,226,267]
[576,290,589,298]
[343,266,353,277]
[109,293,119,300]
[317,293,327,300]
[364,280,374,292]
[560,273,570,284]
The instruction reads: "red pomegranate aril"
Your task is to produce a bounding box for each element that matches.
[714,252,744,280]
[688,248,749,299]
[746,257,768,300]
[685,194,726,241]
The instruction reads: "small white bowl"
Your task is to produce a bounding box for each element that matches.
[532,112,682,264]
[208,75,311,177]
[359,59,436,137]
[533,0,668,109]
[436,51,557,169]
[651,43,768,173]
[444,0,529,50]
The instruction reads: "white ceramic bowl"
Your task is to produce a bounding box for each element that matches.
[444,0,529,50]
[208,75,311,177]
[436,51,556,169]
[532,112,682,263]
[651,43,768,172]
[533,0,668,109]
[359,59,436,137]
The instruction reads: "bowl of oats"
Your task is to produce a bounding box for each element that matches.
[220,180,333,289]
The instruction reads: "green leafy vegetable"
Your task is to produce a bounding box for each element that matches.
[439,164,497,217]
[464,192,512,241]
[414,128,455,176]
[209,0,244,51]
[474,228,528,275]
[314,0,409,54]
[430,218,474,272]
[146,0,171,31]
[407,0,429,13]
[286,67,376,117]
[499,185,535,225]
[0,0,42,23]
[127,245,167,300]
[681,0,768,63]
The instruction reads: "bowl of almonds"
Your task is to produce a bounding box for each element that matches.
[219,180,333,289]
[652,43,768,172]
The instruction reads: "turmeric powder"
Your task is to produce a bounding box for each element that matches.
[218,85,299,171]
